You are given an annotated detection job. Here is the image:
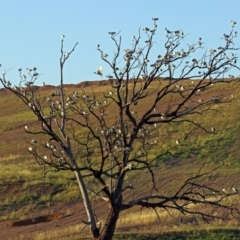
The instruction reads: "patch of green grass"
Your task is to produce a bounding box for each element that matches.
[114,228,240,240]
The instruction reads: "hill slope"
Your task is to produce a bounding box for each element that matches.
[1,79,240,239]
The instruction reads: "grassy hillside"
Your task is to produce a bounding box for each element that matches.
[1,79,240,239]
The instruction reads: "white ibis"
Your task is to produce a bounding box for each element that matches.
[224,33,230,38]
[211,127,216,133]
[192,58,198,64]
[181,50,186,56]
[209,49,216,54]
[125,163,134,170]
[125,146,132,153]
[94,66,103,77]
[165,28,171,34]
[130,110,136,115]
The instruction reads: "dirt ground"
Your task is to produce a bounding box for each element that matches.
[1,163,240,240]
[0,198,112,240]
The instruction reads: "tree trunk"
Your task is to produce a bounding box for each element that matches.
[96,208,119,240]
[96,188,123,240]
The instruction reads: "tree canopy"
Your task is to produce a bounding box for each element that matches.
[1,19,240,239]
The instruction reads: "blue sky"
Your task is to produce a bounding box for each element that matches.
[0,0,239,87]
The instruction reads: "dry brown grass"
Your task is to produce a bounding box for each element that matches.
[1,79,240,239]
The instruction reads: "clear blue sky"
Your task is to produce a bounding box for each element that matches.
[0,0,239,87]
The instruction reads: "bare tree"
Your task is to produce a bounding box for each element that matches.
[1,19,240,240]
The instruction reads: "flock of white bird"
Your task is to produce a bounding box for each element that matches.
[90,20,237,80]
[29,19,238,165]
